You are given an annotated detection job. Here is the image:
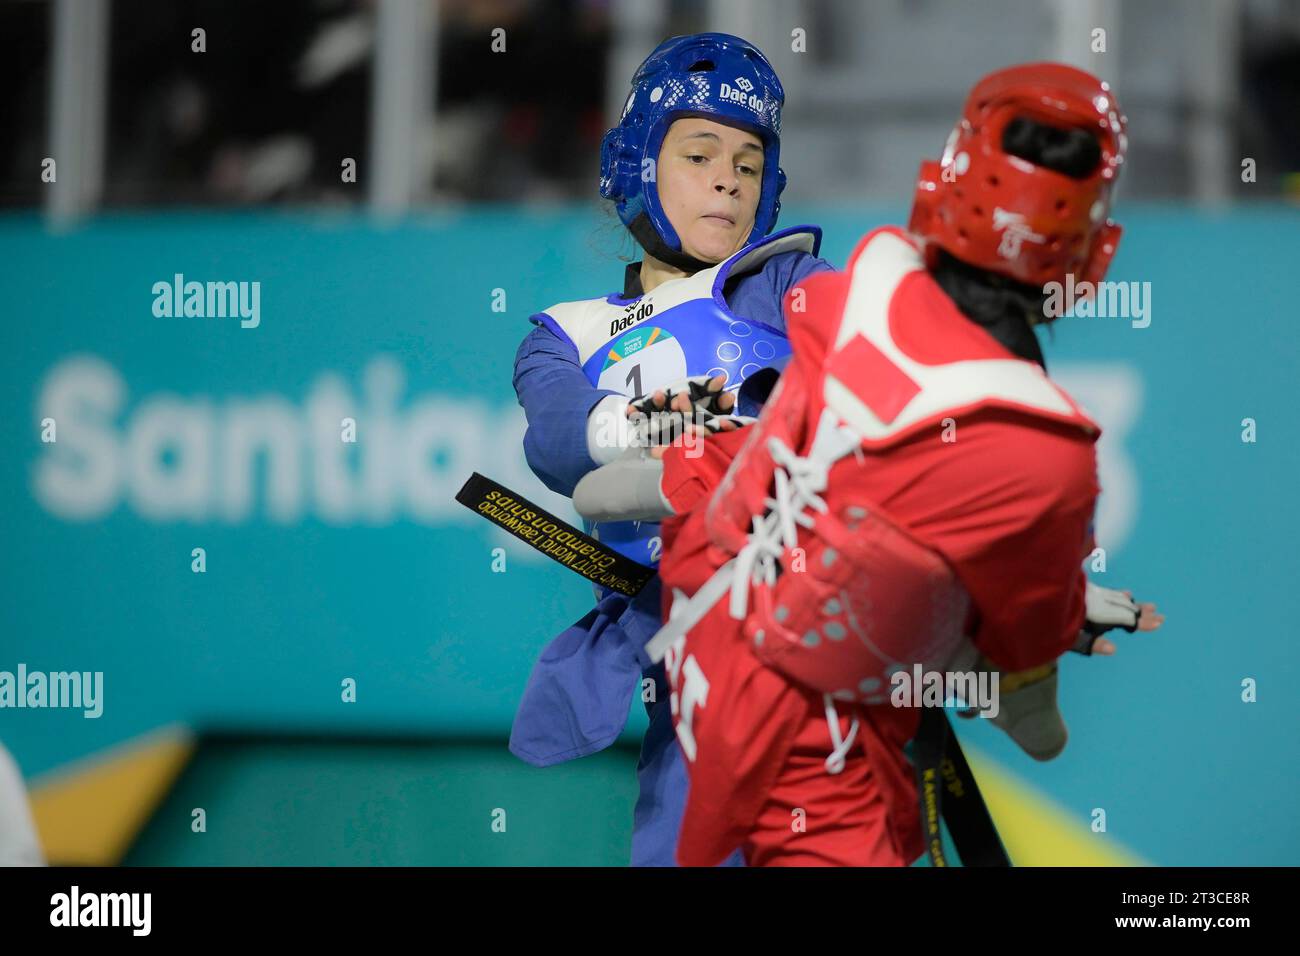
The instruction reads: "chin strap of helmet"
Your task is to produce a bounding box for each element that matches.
[629,213,716,274]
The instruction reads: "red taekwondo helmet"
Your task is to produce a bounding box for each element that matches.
[909,62,1127,289]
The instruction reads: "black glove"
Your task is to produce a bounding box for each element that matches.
[1071,582,1141,656]
[628,375,747,445]
[628,374,733,418]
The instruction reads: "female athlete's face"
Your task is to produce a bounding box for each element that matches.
[656,117,763,264]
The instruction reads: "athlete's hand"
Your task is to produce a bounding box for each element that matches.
[626,373,736,436]
[627,373,736,418]
[626,374,740,447]
[1073,585,1165,656]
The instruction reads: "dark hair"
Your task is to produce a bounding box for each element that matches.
[1001,116,1102,179]
[590,198,640,264]
[931,249,1050,368]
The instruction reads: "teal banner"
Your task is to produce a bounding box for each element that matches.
[1,205,1297,864]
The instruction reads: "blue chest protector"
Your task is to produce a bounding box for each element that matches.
[510,226,824,866]
[540,229,811,571]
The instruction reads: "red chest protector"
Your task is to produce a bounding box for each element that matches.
[693,226,1098,702]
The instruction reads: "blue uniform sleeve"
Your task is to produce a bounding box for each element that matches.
[726,250,835,336]
[513,320,624,498]
[727,251,835,414]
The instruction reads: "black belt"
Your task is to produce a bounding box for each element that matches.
[455,472,654,597]
[912,707,1010,867]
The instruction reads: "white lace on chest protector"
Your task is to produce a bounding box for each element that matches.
[645,408,865,775]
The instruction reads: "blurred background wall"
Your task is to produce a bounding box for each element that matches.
[0,0,1297,866]
[6,0,1300,212]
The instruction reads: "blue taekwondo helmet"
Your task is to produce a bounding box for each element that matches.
[599,33,787,271]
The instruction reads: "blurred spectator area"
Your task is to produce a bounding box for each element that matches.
[1,0,611,208]
[1,0,1298,211]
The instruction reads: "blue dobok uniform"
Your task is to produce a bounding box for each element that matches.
[509,225,831,866]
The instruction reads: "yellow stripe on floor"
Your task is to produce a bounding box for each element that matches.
[28,725,195,866]
[24,727,1143,867]
[965,744,1147,866]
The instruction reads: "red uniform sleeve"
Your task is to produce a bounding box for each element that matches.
[842,411,1099,672]
[658,425,752,517]
[947,430,1094,671]
[657,426,754,622]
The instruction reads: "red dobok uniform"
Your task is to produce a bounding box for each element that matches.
[652,227,1102,866]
